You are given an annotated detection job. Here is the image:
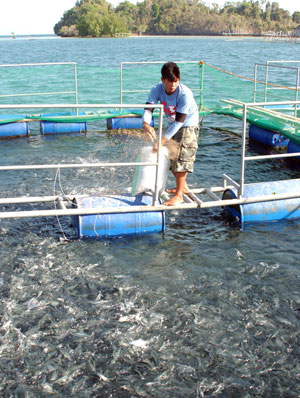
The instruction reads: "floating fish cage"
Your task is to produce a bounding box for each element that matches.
[0,113,152,138]
[1,63,300,237]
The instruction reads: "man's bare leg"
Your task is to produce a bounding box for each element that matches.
[164,171,188,206]
[166,171,189,194]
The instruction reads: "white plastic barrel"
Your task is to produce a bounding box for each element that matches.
[131,146,170,196]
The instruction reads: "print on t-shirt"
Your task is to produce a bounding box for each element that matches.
[162,101,176,123]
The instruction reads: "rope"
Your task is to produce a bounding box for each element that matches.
[93,214,100,238]
[53,167,70,242]
[203,62,300,92]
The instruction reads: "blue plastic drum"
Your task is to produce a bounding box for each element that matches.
[107,116,154,130]
[73,193,165,239]
[40,112,87,134]
[223,179,300,223]
[0,122,29,138]
[287,140,300,160]
[40,121,87,134]
[249,125,289,148]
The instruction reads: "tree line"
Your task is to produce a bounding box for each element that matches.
[54,0,300,37]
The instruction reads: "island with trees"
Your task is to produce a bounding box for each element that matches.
[54,0,300,38]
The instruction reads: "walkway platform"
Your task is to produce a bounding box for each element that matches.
[1,178,300,220]
[218,99,300,144]
[1,100,300,226]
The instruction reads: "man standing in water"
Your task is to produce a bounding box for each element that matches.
[142,62,199,206]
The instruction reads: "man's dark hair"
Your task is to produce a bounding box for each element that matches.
[161,62,180,81]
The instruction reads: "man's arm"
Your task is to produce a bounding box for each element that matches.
[142,102,156,141]
[142,121,156,142]
[164,111,187,140]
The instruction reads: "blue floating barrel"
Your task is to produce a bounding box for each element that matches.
[287,140,300,160]
[40,112,87,134]
[249,125,289,148]
[265,104,297,114]
[0,121,29,138]
[223,179,300,223]
[73,193,165,239]
[40,121,87,134]
[107,116,154,130]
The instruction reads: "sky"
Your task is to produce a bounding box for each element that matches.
[0,0,298,36]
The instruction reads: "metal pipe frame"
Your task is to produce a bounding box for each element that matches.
[0,91,76,98]
[254,61,300,112]
[254,63,258,102]
[120,61,201,104]
[1,99,300,219]
[238,99,300,198]
[264,63,269,103]
[1,190,300,219]
[266,60,300,65]
[296,68,300,116]
[0,62,77,68]
[0,161,160,171]
[0,103,164,217]
[153,104,164,205]
[0,62,78,104]
[74,63,79,114]
[239,103,248,197]
[199,62,204,109]
[260,62,300,71]
[222,174,240,190]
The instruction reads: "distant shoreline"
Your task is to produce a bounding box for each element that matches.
[0,33,298,40]
[0,34,57,39]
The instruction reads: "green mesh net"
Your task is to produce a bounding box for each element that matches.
[200,62,300,143]
[1,62,300,143]
[28,110,133,122]
[0,116,27,125]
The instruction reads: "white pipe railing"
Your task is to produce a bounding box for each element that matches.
[0,62,78,105]
[1,100,300,219]
[239,99,300,198]
[254,62,300,116]
[120,61,201,104]
[2,190,300,219]
[0,103,164,212]
[0,91,75,98]
[0,161,159,171]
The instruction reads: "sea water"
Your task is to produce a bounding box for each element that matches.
[0,36,299,397]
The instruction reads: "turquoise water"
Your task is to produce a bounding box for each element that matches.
[0,36,299,397]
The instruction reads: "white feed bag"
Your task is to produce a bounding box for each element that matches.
[132,146,170,196]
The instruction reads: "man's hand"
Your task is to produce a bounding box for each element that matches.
[143,122,156,142]
[152,136,168,152]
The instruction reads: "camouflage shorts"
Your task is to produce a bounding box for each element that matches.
[169,126,199,173]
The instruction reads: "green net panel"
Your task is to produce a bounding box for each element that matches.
[1,61,300,141]
[28,110,133,122]
[199,62,300,143]
[0,115,27,124]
